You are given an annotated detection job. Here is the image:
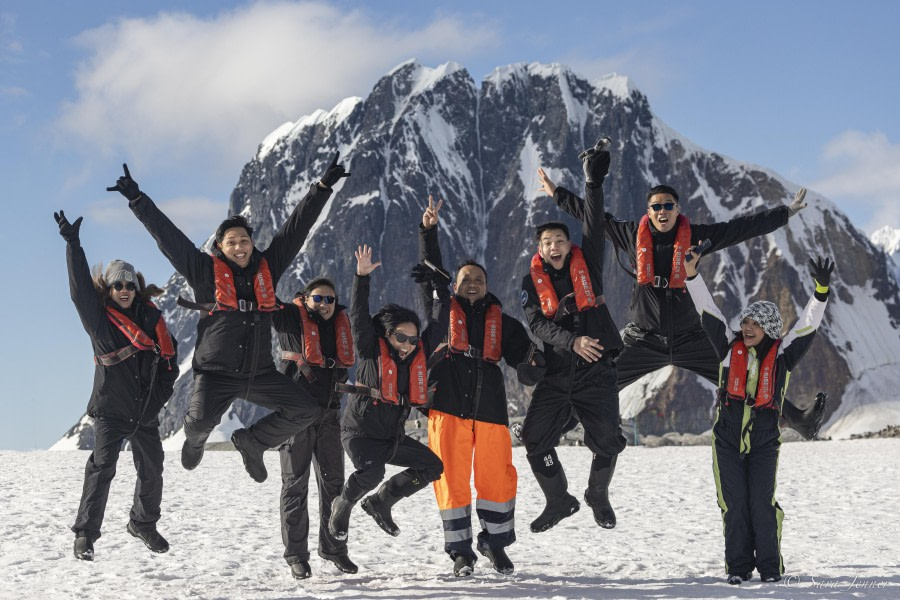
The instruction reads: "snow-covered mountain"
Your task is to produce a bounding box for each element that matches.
[57,60,900,447]
[871,225,900,283]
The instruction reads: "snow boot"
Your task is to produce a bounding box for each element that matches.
[231,428,268,483]
[781,392,828,440]
[761,573,782,583]
[361,470,429,537]
[318,551,358,574]
[127,522,169,553]
[584,453,617,529]
[476,540,514,574]
[452,552,476,577]
[328,479,366,541]
[726,572,752,585]
[528,450,580,533]
[181,439,204,470]
[289,560,312,579]
[73,535,94,561]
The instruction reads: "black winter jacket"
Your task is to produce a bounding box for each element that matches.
[428,293,532,425]
[67,242,179,425]
[274,300,350,409]
[521,180,623,377]
[128,184,332,374]
[341,225,449,440]
[556,184,789,343]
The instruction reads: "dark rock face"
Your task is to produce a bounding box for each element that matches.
[59,61,900,447]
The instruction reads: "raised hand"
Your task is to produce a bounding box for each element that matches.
[578,137,612,186]
[355,244,382,276]
[808,256,834,290]
[536,167,557,197]
[320,152,351,188]
[54,210,83,244]
[106,163,142,201]
[788,188,808,217]
[422,195,443,228]
[573,336,604,363]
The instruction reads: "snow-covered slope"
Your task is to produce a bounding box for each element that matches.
[871,225,900,283]
[4,442,897,599]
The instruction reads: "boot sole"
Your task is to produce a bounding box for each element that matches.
[361,498,399,536]
[127,524,169,553]
[584,493,617,528]
[530,500,580,533]
[320,554,358,574]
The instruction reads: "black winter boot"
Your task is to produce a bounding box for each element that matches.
[476,540,514,574]
[528,450,580,533]
[73,535,94,561]
[584,453,617,529]
[318,551,358,574]
[781,392,828,440]
[362,470,429,537]
[289,560,312,579]
[328,479,366,541]
[127,522,169,553]
[452,552,476,577]
[231,428,268,483]
[181,439,204,470]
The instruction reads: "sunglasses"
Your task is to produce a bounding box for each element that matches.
[310,294,336,304]
[649,202,677,212]
[392,332,420,345]
[111,281,137,292]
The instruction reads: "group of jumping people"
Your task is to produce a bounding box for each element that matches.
[56,139,832,585]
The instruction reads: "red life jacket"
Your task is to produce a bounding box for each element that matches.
[99,303,175,366]
[726,340,781,409]
[378,338,428,405]
[448,296,502,363]
[211,255,278,312]
[288,298,354,368]
[636,214,692,288]
[529,245,596,317]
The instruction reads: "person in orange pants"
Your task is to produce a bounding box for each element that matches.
[425,256,539,577]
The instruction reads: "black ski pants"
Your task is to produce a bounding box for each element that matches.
[522,356,626,460]
[72,417,164,540]
[341,432,444,499]
[616,328,719,390]
[712,403,784,577]
[279,407,346,564]
[183,370,319,449]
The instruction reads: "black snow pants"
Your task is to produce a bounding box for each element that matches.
[72,417,164,540]
[616,327,719,390]
[184,370,320,450]
[341,433,444,499]
[712,401,784,577]
[279,407,346,564]
[522,356,626,460]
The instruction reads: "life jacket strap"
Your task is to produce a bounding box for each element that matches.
[94,344,141,366]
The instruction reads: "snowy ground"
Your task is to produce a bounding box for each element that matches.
[1,440,898,600]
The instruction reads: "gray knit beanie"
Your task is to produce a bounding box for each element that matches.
[105,259,140,291]
[739,301,782,339]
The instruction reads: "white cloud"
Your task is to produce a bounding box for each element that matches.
[810,130,900,233]
[56,2,497,174]
[88,195,226,238]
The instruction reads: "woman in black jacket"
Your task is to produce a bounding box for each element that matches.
[327,199,449,555]
[55,211,179,562]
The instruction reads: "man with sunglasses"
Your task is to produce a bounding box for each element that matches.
[272,278,357,579]
[107,156,349,484]
[537,140,824,461]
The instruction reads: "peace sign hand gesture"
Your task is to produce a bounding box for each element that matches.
[106,163,142,201]
[422,195,443,228]
[355,244,382,276]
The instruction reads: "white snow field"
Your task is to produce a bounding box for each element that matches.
[1,440,897,600]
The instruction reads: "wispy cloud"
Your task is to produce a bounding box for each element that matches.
[810,130,900,233]
[56,2,497,174]
[0,13,24,61]
[88,195,226,238]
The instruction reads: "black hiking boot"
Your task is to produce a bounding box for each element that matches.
[362,471,430,537]
[231,428,268,483]
[528,451,580,533]
[530,493,580,533]
[73,536,94,561]
[452,553,476,577]
[761,573,782,583]
[181,439,204,470]
[319,552,358,574]
[476,541,514,574]
[361,493,400,537]
[289,560,312,579]
[127,522,169,553]
[328,495,354,541]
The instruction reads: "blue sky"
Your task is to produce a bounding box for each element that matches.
[2,1,898,450]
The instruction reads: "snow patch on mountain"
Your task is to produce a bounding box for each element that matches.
[593,72,634,101]
[825,363,900,438]
[871,225,900,282]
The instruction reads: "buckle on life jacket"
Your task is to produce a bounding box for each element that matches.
[463,346,483,360]
[237,299,257,312]
[652,276,669,288]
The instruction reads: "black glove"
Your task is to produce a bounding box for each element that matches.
[808,256,834,289]
[577,137,612,186]
[410,262,451,284]
[320,152,350,188]
[105,163,142,201]
[54,210,83,244]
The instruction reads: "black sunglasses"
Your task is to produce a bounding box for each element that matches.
[310,294,336,304]
[392,332,420,345]
[649,202,677,212]
[111,281,136,292]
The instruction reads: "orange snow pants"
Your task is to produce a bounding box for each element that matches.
[427,410,517,557]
